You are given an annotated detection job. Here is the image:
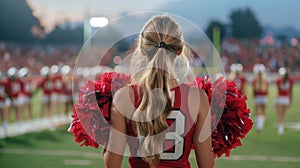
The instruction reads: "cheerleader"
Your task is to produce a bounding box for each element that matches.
[18,67,33,121]
[228,63,247,95]
[275,67,293,135]
[252,64,268,133]
[50,65,64,115]
[38,66,53,118]
[4,67,23,133]
[69,15,253,165]
[0,71,8,137]
[102,15,215,168]
[61,65,73,118]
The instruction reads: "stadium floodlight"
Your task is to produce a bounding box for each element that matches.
[89,17,108,28]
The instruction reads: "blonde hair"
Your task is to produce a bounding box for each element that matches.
[130,14,188,167]
[253,72,268,92]
[228,72,237,82]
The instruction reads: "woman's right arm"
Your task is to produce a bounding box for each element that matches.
[190,88,215,168]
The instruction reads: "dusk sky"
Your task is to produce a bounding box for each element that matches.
[27,0,300,32]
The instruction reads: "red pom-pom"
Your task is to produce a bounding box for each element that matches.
[194,76,253,157]
[68,107,99,148]
[68,72,130,148]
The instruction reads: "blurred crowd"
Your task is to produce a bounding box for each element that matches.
[0,38,299,137]
[221,38,300,74]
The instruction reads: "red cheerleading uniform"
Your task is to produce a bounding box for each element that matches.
[51,75,64,94]
[127,84,196,168]
[252,79,268,96]
[63,78,73,100]
[233,75,246,95]
[64,81,72,95]
[3,78,22,99]
[20,78,33,97]
[0,80,6,102]
[38,78,53,96]
[276,77,293,98]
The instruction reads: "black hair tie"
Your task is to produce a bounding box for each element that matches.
[156,42,167,49]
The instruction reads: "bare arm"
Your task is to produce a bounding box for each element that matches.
[103,94,128,167]
[103,86,135,168]
[191,88,215,168]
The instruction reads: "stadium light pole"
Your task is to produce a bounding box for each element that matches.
[83,17,109,51]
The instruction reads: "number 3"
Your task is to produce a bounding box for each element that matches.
[135,110,186,160]
[160,110,185,160]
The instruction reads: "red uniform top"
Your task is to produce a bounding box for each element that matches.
[52,75,64,94]
[0,80,6,101]
[252,79,268,96]
[64,79,73,96]
[20,78,33,97]
[38,77,53,95]
[276,77,293,97]
[233,75,246,95]
[3,78,22,99]
[127,84,196,168]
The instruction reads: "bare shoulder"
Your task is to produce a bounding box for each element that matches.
[188,87,209,105]
[188,87,209,121]
[112,85,135,120]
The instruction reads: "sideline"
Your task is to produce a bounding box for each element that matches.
[0,114,72,138]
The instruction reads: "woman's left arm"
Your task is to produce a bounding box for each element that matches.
[103,86,135,168]
[103,102,127,168]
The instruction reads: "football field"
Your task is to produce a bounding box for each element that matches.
[0,84,300,168]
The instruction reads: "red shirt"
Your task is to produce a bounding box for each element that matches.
[64,79,73,96]
[0,80,5,101]
[52,75,64,93]
[38,77,53,95]
[252,79,268,96]
[127,84,196,168]
[233,75,246,95]
[20,77,33,96]
[3,78,22,99]
[276,77,293,97]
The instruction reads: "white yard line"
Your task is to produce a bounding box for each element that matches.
[1,148,300,163]
[285,122,300,131]
[63,159,92,166]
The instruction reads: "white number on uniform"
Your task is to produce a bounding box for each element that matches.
[55,80,62,89]
[25,83,31,92]
[135,110,186,160]
[160,110,185,160]
[45,81,52,90]
[12,82,20,93]
[280,82,290,91]
[0,86,4,96]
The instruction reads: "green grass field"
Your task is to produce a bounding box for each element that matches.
[1,84,300,168]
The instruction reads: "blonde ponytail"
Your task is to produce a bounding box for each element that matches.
[130,15,185,167]
[254,73,267,92]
